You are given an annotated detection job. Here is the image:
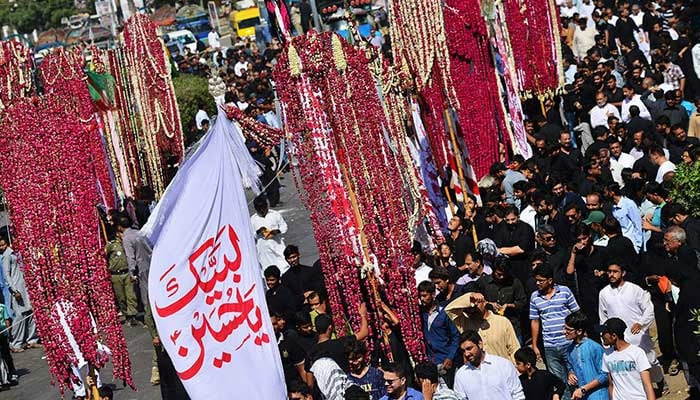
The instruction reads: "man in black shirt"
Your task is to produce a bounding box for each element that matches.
[565,223,608,335]
[265,266,300,325]
[493,206,536,283]
[281,245,325,304]
[600,217,640,283]
[444,215,475,266]
[271,311,307,386]
[662,203,700,254]
[515,347,565,400]
[667,125,699,164]
[307,304,369,372]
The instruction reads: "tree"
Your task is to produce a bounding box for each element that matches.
[0,0,96,34]
[172,73,216,138]
[670,161,700,217]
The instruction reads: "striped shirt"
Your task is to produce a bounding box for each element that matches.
[311,358,349,400]
[433,387,464,400]
[529,285,580,348]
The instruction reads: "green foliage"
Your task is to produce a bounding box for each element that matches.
[172,73,216,135]
[670,161,700,217]
[0,0,96,34]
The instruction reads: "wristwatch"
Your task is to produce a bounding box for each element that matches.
[580,387,588,395]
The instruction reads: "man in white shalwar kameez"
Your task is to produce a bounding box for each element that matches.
[250,196,289,274]
[599,261,666,390]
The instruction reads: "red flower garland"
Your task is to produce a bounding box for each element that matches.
[502,0,562,95]
[442,0,508,178]
[0,94,133,393]
[274,32,425,360]
[224,105,284,146]
[40,48,116,210]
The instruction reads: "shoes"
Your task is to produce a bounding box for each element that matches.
[150,366,160,385]
[669,359,680,376]
[25,343,42,349]
[128,318,139,327]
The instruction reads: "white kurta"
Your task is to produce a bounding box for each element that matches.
[250,210,290,274]
[599,282,656,359]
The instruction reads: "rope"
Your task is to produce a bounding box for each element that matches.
[0,312,32,336]
[247,159,290,207]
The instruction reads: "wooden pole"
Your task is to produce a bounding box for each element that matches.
[87,364,101,400]
[444,186,456,219]
[444,109,468,204]
[339,162,394,363]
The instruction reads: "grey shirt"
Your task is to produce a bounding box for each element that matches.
[122,228,153,303]
[2,248,31,313]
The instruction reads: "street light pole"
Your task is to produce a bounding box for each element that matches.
[310,0,321,31]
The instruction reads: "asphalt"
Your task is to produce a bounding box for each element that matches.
[0,173,318,400]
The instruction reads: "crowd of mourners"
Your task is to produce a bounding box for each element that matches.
[242,1,700,400]
[2,0,700,399]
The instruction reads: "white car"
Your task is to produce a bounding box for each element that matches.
[163,29,198,55]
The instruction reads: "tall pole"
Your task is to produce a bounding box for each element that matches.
[445,109,468,204]
[310,0,321,31]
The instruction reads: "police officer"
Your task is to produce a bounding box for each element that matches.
[106,230,138,326]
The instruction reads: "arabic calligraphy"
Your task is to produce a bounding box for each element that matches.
[154,224,270,380]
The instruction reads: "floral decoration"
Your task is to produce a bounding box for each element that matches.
[0,94,133,393]
[274,32,426,360]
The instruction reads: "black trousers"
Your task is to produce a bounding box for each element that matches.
[0,335,15,375]
[652,296,677,367]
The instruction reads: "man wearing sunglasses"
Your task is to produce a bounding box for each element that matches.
[380,363,423,400]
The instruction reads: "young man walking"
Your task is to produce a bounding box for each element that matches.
[598,262,666,395]
[600,318,656,400]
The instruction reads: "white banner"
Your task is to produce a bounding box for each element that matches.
[147,112,286,399]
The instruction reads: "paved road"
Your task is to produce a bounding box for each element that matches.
[0,173,318,400]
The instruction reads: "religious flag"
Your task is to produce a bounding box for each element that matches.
[145,111,286,399]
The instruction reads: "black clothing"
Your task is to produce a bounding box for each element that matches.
[668,137,700,164]
[277,331,306,385]
[632,156,658,182]
[299,1,312,33]
[157,347,192,400]
[436,284,469,307]
[266,284,300,324]
[667,247,700,363]
[493,221,536,283]
[282,262,325,302]
[519,369,566,400]
[567,245,608,330]
[626,116,654,137]
[444,232,475,267]
[604,87,625,105]
[658,104,690,130]
[287,329,319,360]
[681,216,700,255]
[476,274,528,337]
[550,150,582,182]
[604,235,640,283]
[615,17,638,46]
[308,335,356,371]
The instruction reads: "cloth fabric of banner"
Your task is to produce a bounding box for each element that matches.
[146,111,286,399]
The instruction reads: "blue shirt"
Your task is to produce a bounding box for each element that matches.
[348,367,386,400]
[421,305,460,364]
[567,338,609,400]
[379,387,424,400]
[612,196,643,252]
[529,285,580,348]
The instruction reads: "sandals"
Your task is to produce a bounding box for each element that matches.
[669,359,680,376]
